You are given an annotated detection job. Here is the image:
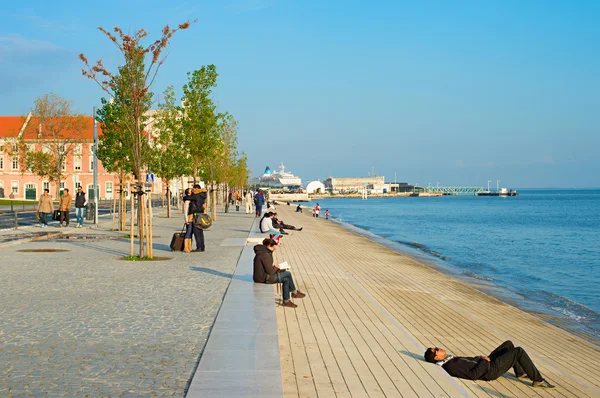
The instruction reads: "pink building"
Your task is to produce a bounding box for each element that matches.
[0,115,118,200]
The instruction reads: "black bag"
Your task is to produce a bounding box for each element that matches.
[170,225,186,251]
[193,213,212,229]
[52,210,61,221]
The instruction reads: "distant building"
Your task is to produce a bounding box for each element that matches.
[383,182,422,193]
[324,176,385,194]
[306,180,326,194]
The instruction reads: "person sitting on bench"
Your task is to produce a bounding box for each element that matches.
[253,238,306,308]
[260,211,280,240]
[424,340,555,389]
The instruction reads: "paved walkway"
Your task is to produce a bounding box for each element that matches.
[274,205,600,398]
[0,208,254,396]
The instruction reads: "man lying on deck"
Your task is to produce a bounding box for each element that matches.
[424,340,555,389]
[253,238,306,308]
[272,212,303,232]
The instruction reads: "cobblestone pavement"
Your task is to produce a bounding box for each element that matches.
[0,210,254,396]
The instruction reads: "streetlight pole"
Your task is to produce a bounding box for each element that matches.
[93,106,99,226]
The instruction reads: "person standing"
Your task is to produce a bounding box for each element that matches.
[58,188,72,227]
[182,188,194,253]
[254,189,265,218]
[325,209,330,220]
[245,191,253,214]
[183,184,208,252]
[36,189,53,228]
[75,186,87,228]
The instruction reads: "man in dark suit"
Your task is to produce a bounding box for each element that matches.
[424,340,555,389]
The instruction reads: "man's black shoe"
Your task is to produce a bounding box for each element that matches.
[194,248,205,252]
[532,380,555,389]
[298,227,303,231]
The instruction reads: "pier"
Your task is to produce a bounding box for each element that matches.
[426,186,485,194]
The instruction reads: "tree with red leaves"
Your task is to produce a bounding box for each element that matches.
[79,22,195,258]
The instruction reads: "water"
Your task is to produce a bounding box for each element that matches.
[311,190,600,341]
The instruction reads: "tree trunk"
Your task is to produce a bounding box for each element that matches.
[166,185,171,218]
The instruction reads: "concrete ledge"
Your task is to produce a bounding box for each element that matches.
[186,218,283,398]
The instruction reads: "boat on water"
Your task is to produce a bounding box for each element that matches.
[476,180,519,196]
[256,163,303,190]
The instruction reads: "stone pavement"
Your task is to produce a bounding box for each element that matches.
[0,208,254,396]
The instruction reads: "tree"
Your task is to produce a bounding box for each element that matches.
[20,94,89,198]
[80,22,194,257]
[151,86,190,218]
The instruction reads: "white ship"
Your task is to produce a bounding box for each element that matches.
[259,163,302,188]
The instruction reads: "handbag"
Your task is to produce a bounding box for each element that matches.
[193,212,212,229]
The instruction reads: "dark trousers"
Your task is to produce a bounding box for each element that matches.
[276,271,296,301]
[40,212,49,226]
[484,341,543,382]
[256,205,263,217]
[191,224,205,251]
[61,210,70,225]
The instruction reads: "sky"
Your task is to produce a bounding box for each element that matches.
[1,0,599,188]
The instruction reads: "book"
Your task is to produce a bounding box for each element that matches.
[278,261,290,271]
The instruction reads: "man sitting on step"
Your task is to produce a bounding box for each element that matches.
[253,238,306,308]
[424,340,555,389]
[272,212,303,233]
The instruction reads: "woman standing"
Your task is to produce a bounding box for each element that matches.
[182,188,194,253]
[37,189,54,228]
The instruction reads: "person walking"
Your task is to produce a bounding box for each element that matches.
[245,191,253,214]
[58,188,72,227]
[74,186,87,228]
[253,238,306,307]
[36,189,53,228]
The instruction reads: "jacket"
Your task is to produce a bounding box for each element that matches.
[184,188,207,215]
[442,356,490,381]
[254,192,264,206]
[253,244,276,284]
[37,195,54,213]
[260,216,273,233]
[59,193,72,211]
[75,192,86,208]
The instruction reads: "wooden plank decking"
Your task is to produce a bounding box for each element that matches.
[272,205,600,398]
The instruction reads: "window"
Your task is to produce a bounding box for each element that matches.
[11,181,18,194]
[75,181,81,189]
[11,144,17,153]
[74,156,82,171]
[90,157,94,171]
[59,144,66,153]
[28,144,35,152]
[60,182,65,189]
[43,181,50,191]
[42,144,50,154]
[12,157,18,170]
[0,156,3,170]
[61,159,66,171]
[75,144,82,155]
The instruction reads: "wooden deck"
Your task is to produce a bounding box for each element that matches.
[272,205,600,397]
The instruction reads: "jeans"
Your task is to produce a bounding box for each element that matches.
[40,212,49,226]
[184,222,194,239]
[268,229,280,239]
[484,341,543,382]
[75,207,85,226]
[256,204,263,217]
[276,271,296,301]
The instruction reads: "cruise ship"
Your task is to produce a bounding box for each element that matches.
[258,163,302,189]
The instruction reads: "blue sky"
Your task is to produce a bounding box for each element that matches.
[1,0,599,188]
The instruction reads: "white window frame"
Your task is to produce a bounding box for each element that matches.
[11,180,18,194]
[74,156,82,171]
[75,144,82,155]
[0,156,3,170]
[43,181,50,191]
[12,157,18,170]
[89,156,94,171]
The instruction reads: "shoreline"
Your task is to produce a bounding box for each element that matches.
[294,203,600,346]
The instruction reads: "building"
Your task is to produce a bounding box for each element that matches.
[324,176,386,194]
[306,180,326,194]
[0,114,119,200]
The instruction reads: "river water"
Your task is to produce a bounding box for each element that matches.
[311,189,600,341]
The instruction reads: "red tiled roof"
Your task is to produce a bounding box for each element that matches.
[0,116,27,138]
[22,116,97,141]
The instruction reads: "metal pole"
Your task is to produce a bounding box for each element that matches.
[93,106,99,226]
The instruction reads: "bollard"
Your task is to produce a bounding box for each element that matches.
[14,211,18,230]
